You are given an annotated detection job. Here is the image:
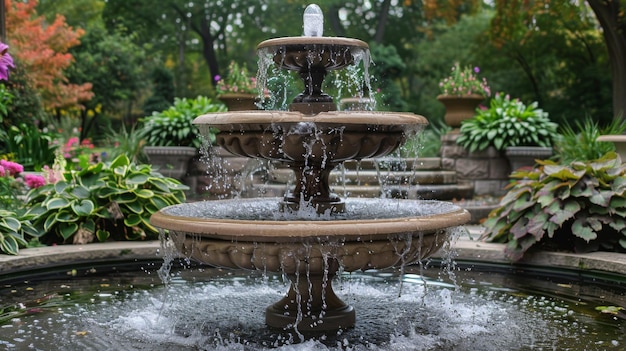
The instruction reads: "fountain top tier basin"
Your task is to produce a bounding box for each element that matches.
[257,36,369,73]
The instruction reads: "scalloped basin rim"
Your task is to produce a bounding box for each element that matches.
[257,36,369,50]
[150,200,471,243]
[193,111,428,127]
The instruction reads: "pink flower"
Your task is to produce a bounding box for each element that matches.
[43,165,63,184]
[0,160,23,176]
[24,174,46,188]
[0,165,5,177]
[0,42,15,81]
[64,137,80,151]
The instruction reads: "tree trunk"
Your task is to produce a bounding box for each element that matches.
[373,0,392,44]
[177,27,187,95]
[587,0,626,120]
[199,17,220,87]
[513,49,542,105]
[171,3,220,87]
[327,5,346,37]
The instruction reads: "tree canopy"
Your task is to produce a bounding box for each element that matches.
[6,0,93,112]
[491,0,626,120]
[0,0,618,143]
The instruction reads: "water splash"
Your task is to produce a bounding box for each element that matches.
[3,267,623,350]
[256,43,373,111]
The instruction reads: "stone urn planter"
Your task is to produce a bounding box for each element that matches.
[218,93,258,111]
[143,146,197,180]
[505,146,553,171]
[597,135,626,161]
[437,94,484,128]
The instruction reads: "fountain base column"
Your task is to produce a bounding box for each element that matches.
[266,273,355,331]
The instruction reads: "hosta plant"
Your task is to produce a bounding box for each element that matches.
[0,209,38,255]
[141,96,226,147]
[26,154,188,245]
[457,93,558,152]
[482,152,626,260]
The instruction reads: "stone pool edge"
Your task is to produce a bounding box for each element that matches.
[1,225,625,277]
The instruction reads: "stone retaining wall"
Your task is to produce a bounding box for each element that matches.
[440,132,510,197]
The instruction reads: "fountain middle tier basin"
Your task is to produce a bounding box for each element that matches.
[194,110,428,164]
[151,198,470,331]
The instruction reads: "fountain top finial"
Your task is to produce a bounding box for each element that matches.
[303,4,324,37]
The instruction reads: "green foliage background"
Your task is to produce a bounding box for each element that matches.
[23,0,616,144]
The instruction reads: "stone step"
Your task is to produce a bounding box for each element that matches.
[331,182,474,201]
[413,182,474,201]
[330,185,383,198]
[341,157,442,171]
[243,181,474,203]
[268,168,457,186]
[330,170,457,186]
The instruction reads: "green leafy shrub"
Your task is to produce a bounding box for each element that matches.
[554,117,626,164]
[143,66,175,115]
[141,96,226,147]
[0,83,14,124]
[26,154,188,245]
[105,124,148,164]
[456,93,558,152]
[0,123,59,171]
[0,209,38,255]
[482,152,626,260]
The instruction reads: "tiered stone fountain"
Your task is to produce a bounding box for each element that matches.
[150,4,470,332]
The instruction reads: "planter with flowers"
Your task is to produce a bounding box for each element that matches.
[456,93,558,171]
[216,61,259,111]
[437,63,490,128]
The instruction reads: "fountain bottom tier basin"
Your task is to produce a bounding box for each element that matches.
[1,261,624,350]
[150,198,471,330]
